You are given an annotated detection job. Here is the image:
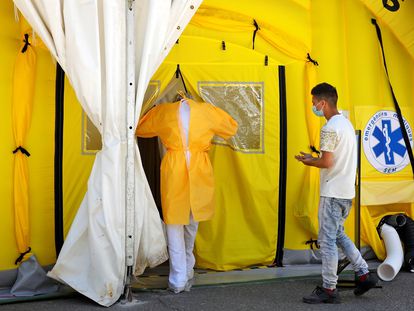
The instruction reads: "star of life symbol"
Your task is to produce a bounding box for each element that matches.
[363,110,413,174]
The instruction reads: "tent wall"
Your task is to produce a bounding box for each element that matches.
[186,64,280,270]
[0,2,58,271]
[0,1,21,272]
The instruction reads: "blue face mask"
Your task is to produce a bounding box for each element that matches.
[312,102,324,117]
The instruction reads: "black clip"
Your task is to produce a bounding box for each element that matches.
[222,41,226,50]
[175,64,180,78]
[175,64,188,94]
[305,238,320,250]
[306,53,319,66]
[13,146,31,157]
[21,33,31,53]
[15,247,32,265]
[252,19,260,50]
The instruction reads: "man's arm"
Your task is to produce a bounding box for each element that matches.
[295,151,334,169]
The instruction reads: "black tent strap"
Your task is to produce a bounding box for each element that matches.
[305,238,320,250]
[15,247,31,265]
[13,146,31,157]
[175,64,188,94]
[21,33,31,53]
[306,53,319,66]
[54,63,65,257]
[310,145,320,156]
[371,18,414,177]
[252,19,260,50]
[274,65,287,267]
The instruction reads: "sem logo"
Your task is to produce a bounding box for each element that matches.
[363,110,413,174]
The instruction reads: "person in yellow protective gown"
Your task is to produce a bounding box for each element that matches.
[136,95,238,293]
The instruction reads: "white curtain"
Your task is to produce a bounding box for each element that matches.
[13,0,202,306]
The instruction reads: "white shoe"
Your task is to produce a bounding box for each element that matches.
[167,282,186,294]
[167,286,184,294]
[184,278,194,292]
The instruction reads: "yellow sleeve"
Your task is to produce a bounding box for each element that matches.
[212,106,238,140]
[136,105,159,138]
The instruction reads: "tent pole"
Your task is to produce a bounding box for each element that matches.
[54,63,65,257]
[123,0,136,302]
[274,65,287,267]
[355,130,361,251]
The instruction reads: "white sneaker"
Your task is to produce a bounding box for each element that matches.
[167,286,184,294]
[184,278,194,292]
[167,281,186,294]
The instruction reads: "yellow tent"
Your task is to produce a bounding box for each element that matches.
[1,0,414,291]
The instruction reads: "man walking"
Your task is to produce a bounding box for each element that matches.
[296,83,378,304]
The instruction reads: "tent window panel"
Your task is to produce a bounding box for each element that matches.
[81,81,160,154]
[198,82,264,153]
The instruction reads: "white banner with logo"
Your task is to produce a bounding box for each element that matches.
[359,109,414,205]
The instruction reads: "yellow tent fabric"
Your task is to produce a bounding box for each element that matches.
[189,64,280,270]
[1,2,57,271]
[362,0,414,60]
[1,2,21,270]
[12,16,36,263]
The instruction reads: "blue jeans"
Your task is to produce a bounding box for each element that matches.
[318,196,369,289]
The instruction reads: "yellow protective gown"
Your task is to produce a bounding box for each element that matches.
[136,99,238,224]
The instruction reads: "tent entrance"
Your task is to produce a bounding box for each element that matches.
[144,44,283,270]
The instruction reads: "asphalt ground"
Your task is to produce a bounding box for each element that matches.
[1,269,414,311]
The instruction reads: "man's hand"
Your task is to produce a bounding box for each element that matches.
[295,150,333,168]
[295,151,315,165]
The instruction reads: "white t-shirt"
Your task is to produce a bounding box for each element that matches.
[319,114,357,199]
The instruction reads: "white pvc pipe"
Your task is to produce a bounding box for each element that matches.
[377,223,404,281]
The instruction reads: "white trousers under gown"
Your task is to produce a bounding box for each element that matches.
[166,214,199,290]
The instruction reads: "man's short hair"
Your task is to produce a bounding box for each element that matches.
[311,82,338,107]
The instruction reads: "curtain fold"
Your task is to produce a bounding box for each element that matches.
[13,0,202,306]
[12,17,36,263]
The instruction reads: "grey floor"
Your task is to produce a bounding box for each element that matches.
[0,261,398,311]
[133,262,348,290]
